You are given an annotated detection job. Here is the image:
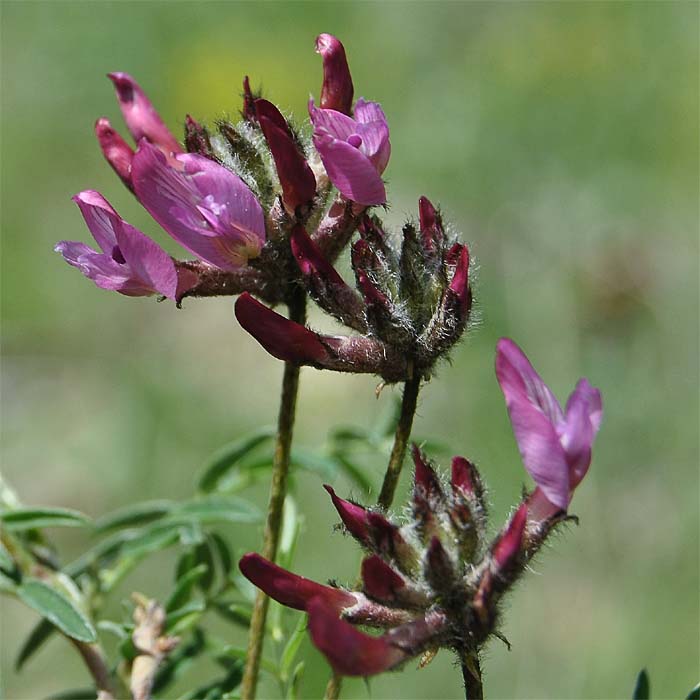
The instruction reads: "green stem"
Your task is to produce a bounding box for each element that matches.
[324,373,422,700]
[240,289,306,700]
[377,373,422,510]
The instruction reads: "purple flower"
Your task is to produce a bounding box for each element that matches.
[495,338,603,515]
[107,72,182,159]
[55,190,178,299]
[94,118,135,191]
[131,141,266,271]
[309,98,390,206]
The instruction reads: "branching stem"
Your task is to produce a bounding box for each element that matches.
[240,288,306,700]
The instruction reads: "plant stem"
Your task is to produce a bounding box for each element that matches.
[324,373,422,700]
[461,650,484,700]
[377,373,422,510]
[240,289,306,700]
[70,640,117,700]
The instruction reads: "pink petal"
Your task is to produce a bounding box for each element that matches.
[239,553,355,613]
[107,72,182,156]
[315,33,354,115]
[72,190,119,254]
[132,142,264,271]
[94,118,134,191]
[114,222,178,299]
[360,555,406,603]
[495,338,564,425]
[313,133,386,205]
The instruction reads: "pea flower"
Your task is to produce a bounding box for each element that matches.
[55,191,178,299]
[495,338,603,518]
[309,98,391,206]
[131,141,266,271]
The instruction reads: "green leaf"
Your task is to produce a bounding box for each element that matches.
[180,663,244,700]
[330,426,371,444]
[0,507,90,531]
[632,669,650,700]
[280,614,306,682]
[93,500,174,533]
[17,579,96,643]
[97,620,129,640]
[287,661,305,700]
[208,532,233,579]
[212,602,252,628]
[166,564,208,612]
[47,689,99,700]
[0,539,15,571]
[219,646,277,677]
[15,618,56,670]
[173,496,261,525]
[165,599,206,634]
[199,428,276,493]
[290,449,337,480]
[277,496,301,570]
[332,453,373,493]
[686,683,700,700]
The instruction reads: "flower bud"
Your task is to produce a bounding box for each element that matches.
[184,115,214,159]
[361,555,406,604]
[324,485,371,544]
[418,196,444,254]
[315,33,354,115]
[256,99,316,214]
[95,118,135,191]
[491,503,528,574]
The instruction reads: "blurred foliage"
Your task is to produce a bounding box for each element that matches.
[1,1,698,699]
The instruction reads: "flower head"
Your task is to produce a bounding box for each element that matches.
[56,191,178,299]
[496,338,603,515]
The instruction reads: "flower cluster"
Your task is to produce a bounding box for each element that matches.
[55,35,392,309]
[235,199,472,382]
[240,339,602,678]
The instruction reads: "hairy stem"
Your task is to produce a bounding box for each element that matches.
[461,650,484,700]
[377,373,422,510]
[325,373,422,700]
[241,288,306,700]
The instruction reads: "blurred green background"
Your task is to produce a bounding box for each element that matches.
[1,1,698,698]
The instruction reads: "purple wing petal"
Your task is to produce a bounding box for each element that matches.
[561,379,602,489]
[313,133,386,205]
[72,190,120,255]
[496,338,564,426]
[502,392,570,511]
[55,240,131,291]
[309,101,358,142]
[114,222,178,299]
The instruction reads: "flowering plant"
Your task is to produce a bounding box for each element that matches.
[5,30,657,700]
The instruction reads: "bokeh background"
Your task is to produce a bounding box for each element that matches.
[2,2,698,699]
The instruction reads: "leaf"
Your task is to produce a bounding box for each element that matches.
[219,646,277,677]
[0,507,90,531]
[277,496,301,570]
[332,453,373,493]
[632,669,650,700]
[173,496,261,525]
[290,449,338,480]
[280,614,306,682]
[165,599,206,634]
[15,618,56,670]
[0,539,15,571]
[47,689,99,700]
[180,663,244,700]
[93,500,174,533]
[208,532,233,579]
[211,602,252,628]
[330,426,371,444]
[198,428,276,493]
[97,620,129,640]
[17,579,96,643]
[287,661,305,700]
[686,683,700,700]
[166,564,208,612]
